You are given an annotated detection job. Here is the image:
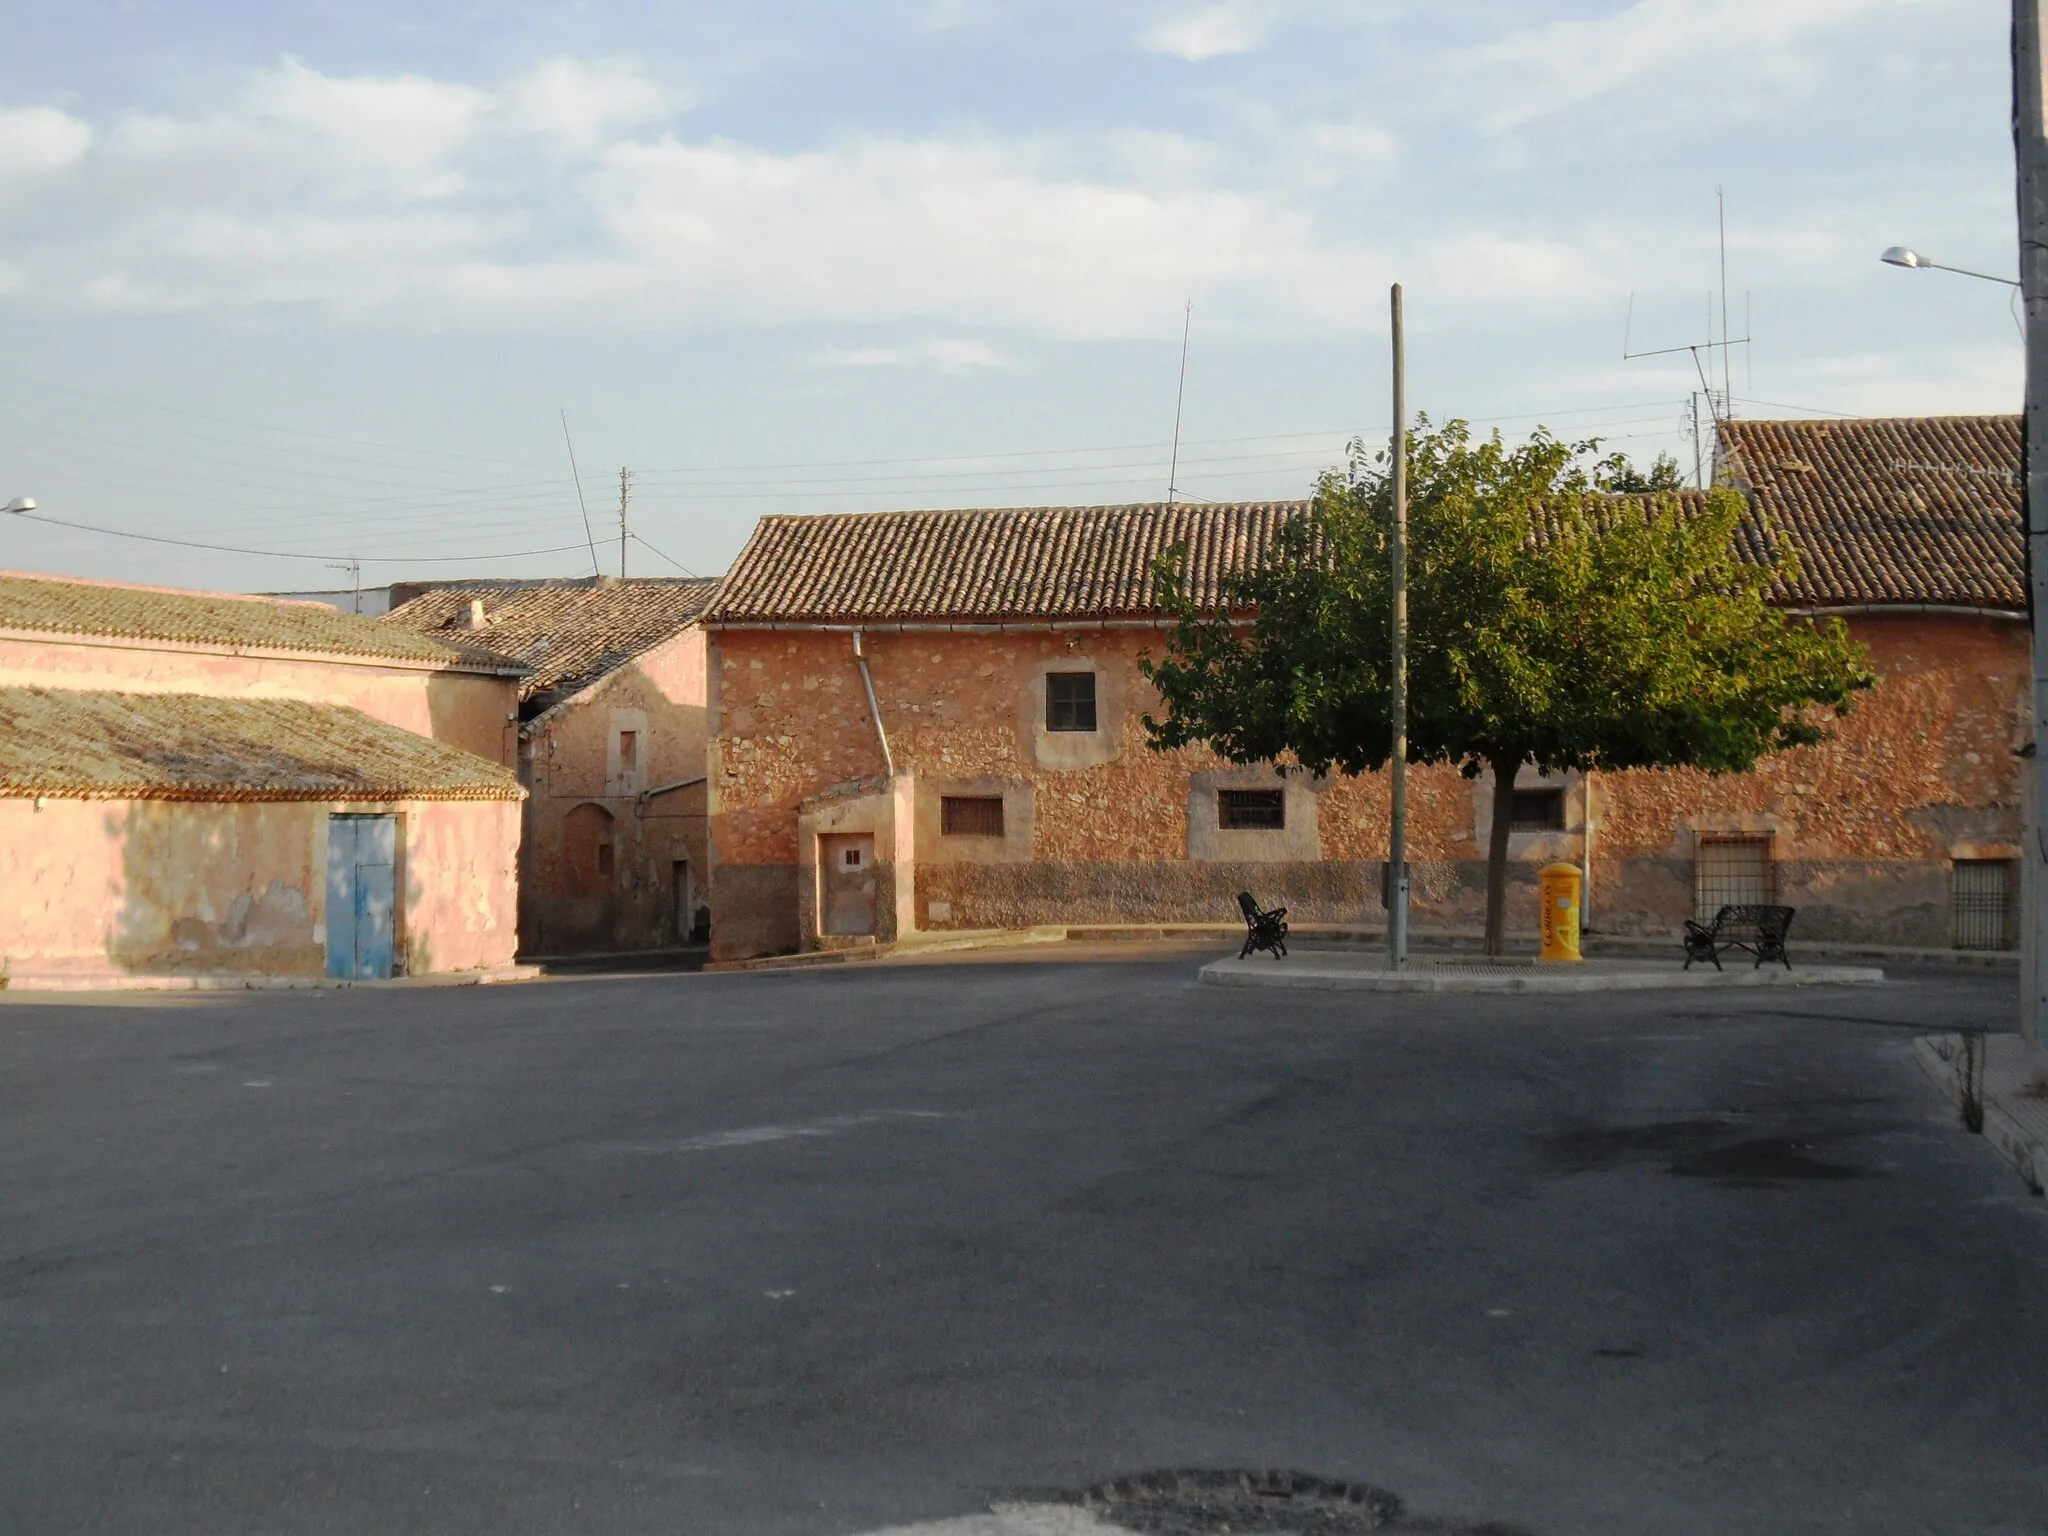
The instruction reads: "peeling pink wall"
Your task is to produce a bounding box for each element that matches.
[0,796,520,985]
[0,635,519,765]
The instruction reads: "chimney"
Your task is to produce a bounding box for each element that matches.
[465,597,487,629]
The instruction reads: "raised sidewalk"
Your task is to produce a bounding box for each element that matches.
[1200,951,1883,994]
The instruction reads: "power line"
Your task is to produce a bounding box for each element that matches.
[560,409,602,578]
[1727,395,1870,419]
[0,371,563,472]
[629,531,697,576]
[3,506,594,566]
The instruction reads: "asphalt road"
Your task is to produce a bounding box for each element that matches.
[2,946,2043,1535]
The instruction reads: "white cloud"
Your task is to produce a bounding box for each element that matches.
[1144,3,1272,62]
[505,58,673,150]
[1460,0,1894,133]
[816,337,1008,371]
[0,56,1667,337]
[0,106,92,185]
[245,57,487,187]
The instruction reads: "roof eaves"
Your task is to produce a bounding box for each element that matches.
[0,624,530,677]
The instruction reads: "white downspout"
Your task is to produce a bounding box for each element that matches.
[852,629,894,777]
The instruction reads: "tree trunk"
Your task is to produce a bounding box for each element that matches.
[1484,755,1519,957]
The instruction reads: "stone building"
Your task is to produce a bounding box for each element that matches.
[385,577,719,955]
[701,415,2025,962]
[0,571,528,987]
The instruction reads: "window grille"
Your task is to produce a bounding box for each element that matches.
[941,795,1006,837]
[1046,672,1098,732]
[1693,835,1774,921]
[1511,787,1567,831]
[1953,860,2013,951]
[1218,788,1286,830]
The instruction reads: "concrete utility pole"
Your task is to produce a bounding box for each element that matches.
[2018,0,2048,1078]
[1388,283,1411,968]
[618,466,633,580]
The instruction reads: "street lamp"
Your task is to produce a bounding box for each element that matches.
[3,496,35,514]
[1880,245,2021,288]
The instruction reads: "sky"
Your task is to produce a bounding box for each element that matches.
[0,0,2022,593]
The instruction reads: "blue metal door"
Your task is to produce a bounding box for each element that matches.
[326,815,397,979]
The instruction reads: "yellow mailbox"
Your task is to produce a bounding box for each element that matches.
[1539,862,1583,963]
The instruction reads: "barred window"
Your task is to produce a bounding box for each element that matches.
[941,796,1006,837]
[1511,788,1567,831]
[1953,860,2014,951]
[1046,672,1098,732]
[1694,835,1774,922]
[1218,788,1286,830]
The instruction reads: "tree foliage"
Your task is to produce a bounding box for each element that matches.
[1140,418,1875,953]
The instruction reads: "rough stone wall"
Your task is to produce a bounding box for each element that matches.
[520,627,709,954]
[0,634,519,766]
[1589,613,2027,943]
[0,795,520,983]
[707,615,2025,958]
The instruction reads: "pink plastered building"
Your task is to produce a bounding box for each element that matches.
[0,571,528,988]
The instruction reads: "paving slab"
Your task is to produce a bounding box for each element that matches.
[1200,951,1883,993]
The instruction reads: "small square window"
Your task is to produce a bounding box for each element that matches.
[1954,859,2014,950]
[1694,835,1774,922]
[1510,788,1567,832]
[941,796,1006,837]
[842,846,864,870]
[1046,672,1098,733]
[1218,788,1286,830]
[618,730,638,773]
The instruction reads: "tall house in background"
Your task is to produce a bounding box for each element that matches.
[702,421,2025,962]
[385,577,721,957]
[0,571,528,988]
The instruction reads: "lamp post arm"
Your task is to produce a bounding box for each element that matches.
[1928,259,2022,288]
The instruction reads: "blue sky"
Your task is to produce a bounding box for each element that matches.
[0,0,2020,592]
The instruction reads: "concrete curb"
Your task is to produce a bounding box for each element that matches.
[1199,954,1885,994]
[705,928,1071,974]
[1062,923,2014,968]
[0,962,541,995]
[1914,1033,2048,1194]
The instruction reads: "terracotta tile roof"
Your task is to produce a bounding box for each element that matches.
[0,688,525,802]
[704,503,1307,624]
[1717,415,2022,610]
[0,570,523,670]
[383,577,719,710]
[708,431,2023,629]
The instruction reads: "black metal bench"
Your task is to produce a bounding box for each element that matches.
[1683,903,1795,970]
[1237,891,1289,959]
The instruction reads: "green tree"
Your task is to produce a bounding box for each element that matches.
[1140,419,1875,955]
[1601,451,1688,493]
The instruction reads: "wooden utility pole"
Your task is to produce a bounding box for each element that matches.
[618,466,633,580]
[1388,283,1410,968]
[2017,0,2048,1077]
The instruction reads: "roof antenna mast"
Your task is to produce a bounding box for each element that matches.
[560,409,602,579]
[1718,186,1734,420]
[1166,299,1193,506]
[1622,191,1753,459]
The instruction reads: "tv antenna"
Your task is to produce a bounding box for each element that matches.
[325,559,363,613]
[1622,187,1752,483]
[1166,299,1193,505]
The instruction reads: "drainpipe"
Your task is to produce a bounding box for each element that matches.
[636,775,706,819]
[851,629,895,777]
